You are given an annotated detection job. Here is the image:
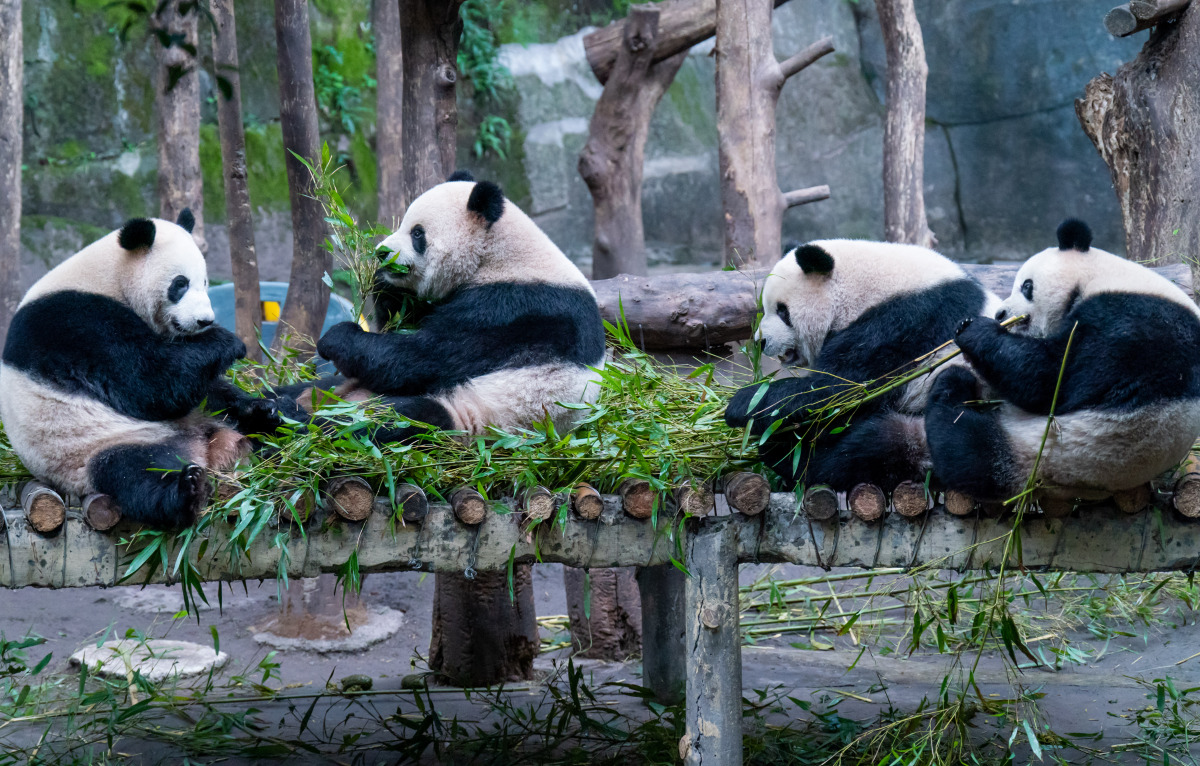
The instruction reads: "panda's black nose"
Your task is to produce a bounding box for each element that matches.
[197,318,214,328]
[994,308,1008,322]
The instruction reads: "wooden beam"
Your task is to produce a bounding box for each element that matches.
[1105,0,1189,36]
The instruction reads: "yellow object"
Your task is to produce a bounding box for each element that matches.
[262,301,281,322]
[358,314,370,331]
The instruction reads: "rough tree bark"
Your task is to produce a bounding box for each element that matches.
[403,0,540,686]
[431,569,540,685]
[211,0,261,361]
[1076,3,1200,285]
[399,0,464,203]
[0,0,21,341]
[272,0,329,352]
[563,567,643,660]
[154,0,205,252]
[579,5,687,280]
[374,0,405,223]
[877,0,934,247]
[715,0,833,267]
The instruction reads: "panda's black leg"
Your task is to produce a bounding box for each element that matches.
[925,366,1014,500]
[803,412,927,491]
[88,442,210,530]
[373,396,455,443]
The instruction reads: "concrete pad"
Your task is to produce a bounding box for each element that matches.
[252,605,405,653]
[111,582,276,614]
[70,639,228,682]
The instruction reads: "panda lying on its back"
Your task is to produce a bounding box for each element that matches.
[0,212,276,529]
[725,239,1000,490]
[928,219,1200,501]
[284,172,606,439]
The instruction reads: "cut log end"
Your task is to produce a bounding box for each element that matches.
[618,478,655,519]
[848,483,887,522]
[450,487,488,526]
[572,483,605,520]
[1104,4,1140,36]
[723,472,770,516]
[1038,495,1076,519]
[802,485,838,521]
[522,486,556,524]
[1113,484,1153,515]
[327,476,375,522]
[892,480,930,518]
[943,490,977,517]
[83,494,122,532]
[21,481,66,535]
[676,481,715,517]
[396,484,429,524]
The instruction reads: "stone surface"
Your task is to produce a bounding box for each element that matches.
[252,604,405,653]
[70,639,228,682]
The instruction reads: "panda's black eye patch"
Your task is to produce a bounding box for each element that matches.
[168,275,190,304]
[776,302,791,327]
[1021,279,1033,302]
[411,225,427,255]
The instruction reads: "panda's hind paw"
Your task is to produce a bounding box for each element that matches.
[931,366,980,406]
[177,464,212,521]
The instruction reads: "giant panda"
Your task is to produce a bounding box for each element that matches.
[725,239,1001,490]
[0,212,275,529]
[280,172,607,440]
[926,219,1200,502]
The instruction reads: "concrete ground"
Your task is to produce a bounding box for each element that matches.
[2,563,1199,763]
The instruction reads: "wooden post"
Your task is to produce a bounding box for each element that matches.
[0,0,21,341]
[211,0,262,360]
[876,0,934,247]
[374,0,406,223]
[683,518,742,766]
[21,482,66,535]
[637,563,686,704]
[572,483,605,520]
[563,567,643,659]
[715,0,833,268]
[272,0,330,352]
[399,0,465,203]
[1077,2,1200,277]
[154,0,205,252]
[579,5,687,279]
[430,567,539,685]
[325,477,375,522]
[802,485,838,521]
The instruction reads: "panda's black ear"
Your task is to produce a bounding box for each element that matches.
[118,218,157,252]
[467,181,505,228]
[795,243,834,275]
[447,170,475,183]
[176,208,196,234]
[1056,218,1092,252]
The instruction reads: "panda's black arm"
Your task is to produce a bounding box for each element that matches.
[317,323,440,394]
[2,291,246,421]
[725,375,867,434]
[954,317,1067,414]
[202,378,282,434]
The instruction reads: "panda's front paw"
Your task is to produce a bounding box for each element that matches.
[931,365,980,406]
[317,322,366,376]
[955,317,974,336]
[237,397,283,434]
[204,326,247,368]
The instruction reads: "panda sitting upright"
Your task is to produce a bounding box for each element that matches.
[725,239,1000,490]
[286,172,607,439]
[927,219,1200,502]
[0,212,275,529]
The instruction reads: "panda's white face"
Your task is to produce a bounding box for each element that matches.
[374,182,485,302]
[757,250,834,369]
[993,248,1086,337]
[123,220,215,336]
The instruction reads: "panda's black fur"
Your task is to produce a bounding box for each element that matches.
[926,219,1200,501]
[725,239,998,491]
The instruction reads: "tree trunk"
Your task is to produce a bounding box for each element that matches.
[877,0,934,248]
[0,0,21,341]
[1076,5,1200,283]
[430,568,539,685]
[580,6,687,280]
[272,0,329,353]
[563,567,643,660]
[715,0,832,267]
[399,0,464,203]
[211,0,262,361]
[154,0,205,252]
[374,0,405,223]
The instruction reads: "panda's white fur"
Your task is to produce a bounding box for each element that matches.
[297,175,607,439]
[928,219,1200,501]
[727,239,1000,490]
[0,213,255,528]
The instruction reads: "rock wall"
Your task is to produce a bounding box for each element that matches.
[18,0,1142,292]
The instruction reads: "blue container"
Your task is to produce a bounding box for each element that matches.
[208,281,359,354]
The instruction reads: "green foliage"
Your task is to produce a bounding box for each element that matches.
[459,0,514,159]
[313,44,376,137]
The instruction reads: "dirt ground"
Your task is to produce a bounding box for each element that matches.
[2,560,1199,763]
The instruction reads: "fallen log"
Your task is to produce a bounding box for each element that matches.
[589,263,1193,350]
